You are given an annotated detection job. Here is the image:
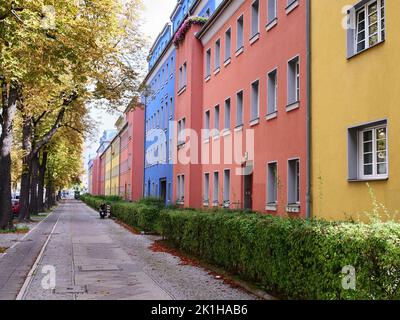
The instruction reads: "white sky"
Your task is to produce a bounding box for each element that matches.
[83,0,176,175]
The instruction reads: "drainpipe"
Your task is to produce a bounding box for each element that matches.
[142,96,147,199]
[306,0,312,220]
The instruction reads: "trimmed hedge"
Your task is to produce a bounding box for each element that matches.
[81,194,162,232]
[80,194,400,299]
[159,209,400,300]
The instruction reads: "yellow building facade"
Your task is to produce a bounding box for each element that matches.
[104,148,112,196]
[311,0,400,221]
[110,138,120,196]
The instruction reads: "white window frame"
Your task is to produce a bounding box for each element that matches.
[205,48,211,78]
[236,90,244,126]
[225,28,232,62]
[215,39,221,70]
[267,161,278,206]
[250,79,260,121]
[267,0,277,24]
[358,124,388,180]
[236,15,244,51]
[354,0,385,54]
[251,0,260,38]
[267,68,278,115]
[287,158,300,205]
[287,56,300,105]
[224,98,231,130]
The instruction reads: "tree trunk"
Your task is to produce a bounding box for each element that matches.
[18,113,32,221]
[0,81,18,230]
[29,154,39,218]
[37,150,47,212]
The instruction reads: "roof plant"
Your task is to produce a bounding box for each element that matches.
[173,16,208,47]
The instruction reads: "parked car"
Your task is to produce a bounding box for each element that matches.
[12,199,20,216]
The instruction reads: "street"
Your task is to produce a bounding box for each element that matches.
[0,200,256,300]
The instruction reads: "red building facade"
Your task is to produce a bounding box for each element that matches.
[174,0,308,217]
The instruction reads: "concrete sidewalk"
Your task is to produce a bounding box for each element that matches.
[16,200,256,300]
[0,207,61,300]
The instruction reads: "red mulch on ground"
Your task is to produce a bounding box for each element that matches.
[114,219,141,235]
[149,240,244,291]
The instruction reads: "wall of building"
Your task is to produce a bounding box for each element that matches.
[196,0,308,216]
[311,0,400,221]
[173,23,204,208]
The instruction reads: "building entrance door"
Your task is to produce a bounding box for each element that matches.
[160,179,167,203]
[243,173,253,210]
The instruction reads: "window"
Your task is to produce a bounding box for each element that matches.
[223,169,230,204]
[179,62,187,89]
[206,49,211,78]
[224,98,231,130]
[268,0,277,23]
[236,15,244,50]
[225,28,231,61]
[204,173,210,203]
[251,0,260,38]
[236,90,244,126]
[251,80,260,121]
[205,110,210,139]
[348,122,388,180]
[352,0,385,55]
[177,175,185,201]
[267,69,278,115]
[267,162,278,205]
[214,105,220,131]
[288,57,300,105]
[178,118,186,145]
[168,182,171,201]
[288,159,300,205]
[215,39,221,70]
[213,172,219,204]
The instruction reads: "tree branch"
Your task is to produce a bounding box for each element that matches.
[33,111,47,126]
[61,124,84,135]
[31,91,79,156]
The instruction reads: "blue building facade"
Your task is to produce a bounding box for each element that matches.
[143,0,219,204]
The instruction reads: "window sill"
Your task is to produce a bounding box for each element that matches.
[234,124,244,132]
[286,0,299,15]
[212,202,219,207]
[266,111,278,120]
[286,204,300,213]
[203,137,210,144]
[177,141,186,149]
[347,40,385,60]
[177,85,187,96]
[249,33,260,45]
[348,177,388,183]
[212,134,220,141]
[205,75,211,83]
[221,129,231,137]
[203,201,209,207]
[249,118,260,127]
[177,200,184,205]
[286,101,300,112]
[266,203,277,211]
[213,67,221,75]
[266,18,278,32]
[235,46,244,57]
[224,58,231,67]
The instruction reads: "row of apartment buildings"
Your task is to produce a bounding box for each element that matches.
[88,0,399,221]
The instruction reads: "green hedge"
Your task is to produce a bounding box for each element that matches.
[80,194,162,232]
[81,194,400,299]
[159,209,400,300]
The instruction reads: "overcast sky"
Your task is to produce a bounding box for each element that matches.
[83,0,176,169]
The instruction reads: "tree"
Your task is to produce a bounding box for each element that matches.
[0,0,146,226]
